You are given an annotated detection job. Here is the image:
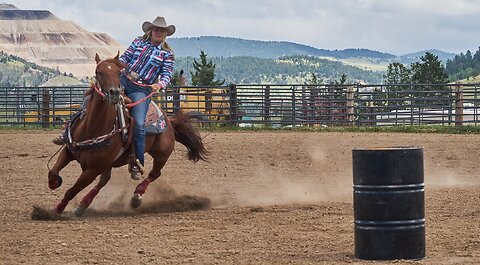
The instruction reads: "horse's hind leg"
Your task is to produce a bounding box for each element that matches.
[54,169,101,214]
[131,151,170,208]
[48,147,74,190]
[73,168,112,217]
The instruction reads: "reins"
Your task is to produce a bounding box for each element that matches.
[93,74,157,108]
[122,73,158,108]
[126,90,157,108]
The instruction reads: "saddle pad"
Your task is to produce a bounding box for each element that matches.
[145,102,168,135]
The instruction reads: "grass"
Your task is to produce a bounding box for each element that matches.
[2,124,480,134]
[318,56,388,72]
[0,125,61,131]
[199,124,480,134]
[458,74,480,84]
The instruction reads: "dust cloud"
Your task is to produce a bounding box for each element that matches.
[231,146,353,207]
[86,177,210,216]
[425,166,474,187]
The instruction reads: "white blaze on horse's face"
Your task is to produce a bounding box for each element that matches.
[96,61,122,104]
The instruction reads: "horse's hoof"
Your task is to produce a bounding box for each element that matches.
[73,204,87,217]
[130,193,142,209]
[48,176,63,190]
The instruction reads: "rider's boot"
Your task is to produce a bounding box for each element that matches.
[129,158,144,180]
[52,134,65,145]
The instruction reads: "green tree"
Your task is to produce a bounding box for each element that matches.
[310,72,318,84]
[410,52,449,105]
[169,70,181,87]
[411,52,448,84]
[335,74,347,85]
[190,50,224,86]
[384,62,412,106]
[384,62,411,84]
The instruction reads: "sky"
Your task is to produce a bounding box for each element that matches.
[6,0,480,55]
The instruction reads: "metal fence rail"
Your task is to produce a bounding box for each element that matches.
[0,86,85,126]
[1,83,479,127]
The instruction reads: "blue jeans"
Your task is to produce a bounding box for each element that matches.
[121,75,151,166]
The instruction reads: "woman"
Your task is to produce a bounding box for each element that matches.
[119,16,176,179]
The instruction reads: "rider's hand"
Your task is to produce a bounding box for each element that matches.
[151,83,162,92]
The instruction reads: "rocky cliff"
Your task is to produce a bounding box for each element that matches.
[0,4,125,78]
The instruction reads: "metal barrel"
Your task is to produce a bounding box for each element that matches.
[353,147,425,260]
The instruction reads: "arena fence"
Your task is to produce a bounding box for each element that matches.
[1,83,479,128]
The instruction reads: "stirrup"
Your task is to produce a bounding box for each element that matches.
[129,159,144,180]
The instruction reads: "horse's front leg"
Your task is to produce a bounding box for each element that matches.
[48,147,74,190]
[73,168,112,217]
[54,169,101,214]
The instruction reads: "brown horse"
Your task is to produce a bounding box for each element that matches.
[47,53,207,216]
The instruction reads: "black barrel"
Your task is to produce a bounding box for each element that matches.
[353,147,425,260]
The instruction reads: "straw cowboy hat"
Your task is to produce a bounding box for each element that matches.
[142,16,176,36]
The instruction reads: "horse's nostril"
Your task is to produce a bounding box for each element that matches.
[110,89,120,96]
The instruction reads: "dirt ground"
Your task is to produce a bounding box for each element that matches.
[0,130,479,264]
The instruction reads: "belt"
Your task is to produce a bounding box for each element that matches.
[124,71,149,85]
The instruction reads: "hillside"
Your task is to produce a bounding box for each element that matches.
[400,49,457,65]
[169,36,455,67]
[170,36,396,60]
[0,50,62,86]
[0,4,125,78]
[175,55,384,84]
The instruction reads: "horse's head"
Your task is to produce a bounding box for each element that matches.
[94,52,126,104]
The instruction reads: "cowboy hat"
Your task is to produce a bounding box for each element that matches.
[142,16,176,36]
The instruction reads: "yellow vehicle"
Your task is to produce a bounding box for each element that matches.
[158,87,229,123]
[157,72,230,123]
[24,104,81,124]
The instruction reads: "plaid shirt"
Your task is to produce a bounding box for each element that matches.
[120,37,175,87]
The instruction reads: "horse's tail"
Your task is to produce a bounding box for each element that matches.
[169,111,208,162]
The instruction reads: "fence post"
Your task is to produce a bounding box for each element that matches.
[347,85,355,126]
[228,84,238,126]
[455,84,464,128]
[264,85,270,122]
[309,85,318,127]
[41,87,50,128]
[173,87,180,114]
[328,83,334,123]
[291,86,296,125]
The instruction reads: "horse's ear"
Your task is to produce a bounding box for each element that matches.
[113,51,126,69]
[95,53,101,64]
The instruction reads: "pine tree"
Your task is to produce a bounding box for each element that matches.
[310,72,318,84]
[411,52,448,84]
[384,62,411,84]
[169,70,181,86]
[384,62,412,106]
[335,74,347,84]
[190,50,224,86]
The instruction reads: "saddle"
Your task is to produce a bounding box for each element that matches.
[144,102,168,134]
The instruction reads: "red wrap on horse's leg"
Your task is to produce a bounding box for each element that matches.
[134,178,152,195]
[54,199,69,214]
[80,186,100,207]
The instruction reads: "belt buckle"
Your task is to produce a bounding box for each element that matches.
[129,71,139,80]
